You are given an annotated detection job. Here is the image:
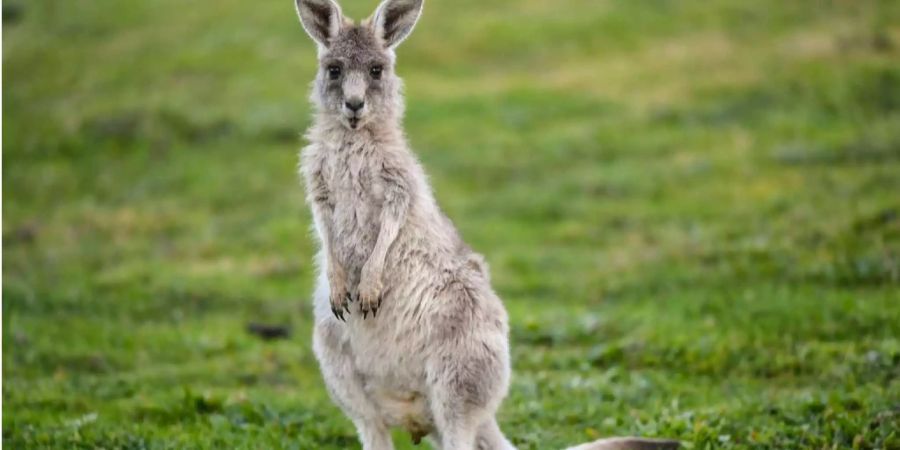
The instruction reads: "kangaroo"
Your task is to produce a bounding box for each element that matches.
[294,0,680,449]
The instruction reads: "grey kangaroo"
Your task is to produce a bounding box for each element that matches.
[294,0,680,448]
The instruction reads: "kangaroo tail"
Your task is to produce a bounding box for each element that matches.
[564,436,681,450]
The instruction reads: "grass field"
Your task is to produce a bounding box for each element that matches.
[3,0,900,448]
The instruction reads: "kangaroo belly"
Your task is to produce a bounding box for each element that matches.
[343,323,435,437]
[368,387,432,438]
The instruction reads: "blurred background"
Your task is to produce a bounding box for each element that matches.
[3,0,899,448]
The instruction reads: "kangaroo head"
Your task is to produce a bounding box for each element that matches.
[295,0,423,131]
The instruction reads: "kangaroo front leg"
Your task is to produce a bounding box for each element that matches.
[319,220,351,321]
[306,165,351,321]
[358,162,410,317]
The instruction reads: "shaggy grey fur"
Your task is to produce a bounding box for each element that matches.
[294,1,679,449]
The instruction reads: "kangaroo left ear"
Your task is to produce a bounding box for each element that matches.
[369,0,424,49]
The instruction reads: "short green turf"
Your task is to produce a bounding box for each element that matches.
[3,0,899,448]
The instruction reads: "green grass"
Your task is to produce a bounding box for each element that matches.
[3,0,900,448]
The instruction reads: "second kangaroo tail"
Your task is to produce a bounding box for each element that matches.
[565,436,681,450]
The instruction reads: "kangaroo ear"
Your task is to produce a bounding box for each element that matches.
[295,0,344,48]
[370,0,423,49]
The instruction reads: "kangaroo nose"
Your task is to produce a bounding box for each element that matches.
[345,99,364,112]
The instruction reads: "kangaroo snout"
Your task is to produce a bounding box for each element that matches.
[345,98,365,112]
[344,97,366,128]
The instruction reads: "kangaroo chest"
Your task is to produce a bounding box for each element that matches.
[318,142,388,204]
[317,145,386,271]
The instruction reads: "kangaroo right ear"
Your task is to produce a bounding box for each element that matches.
[295,0,344,48]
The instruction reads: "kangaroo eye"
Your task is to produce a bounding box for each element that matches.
[370,66,383,80]
[327,65,341,80]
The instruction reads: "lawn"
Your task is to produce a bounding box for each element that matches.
[3,0,900,448]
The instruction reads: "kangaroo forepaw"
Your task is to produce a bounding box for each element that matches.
[358,293,381,319]
[357,274,383,320]
[330,290,351,322]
